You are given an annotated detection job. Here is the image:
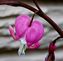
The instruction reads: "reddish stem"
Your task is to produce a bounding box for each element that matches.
[32,0,42,11]
[29,13,35,27]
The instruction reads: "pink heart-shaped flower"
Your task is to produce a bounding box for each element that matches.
[26,20,44,47]
[9,15,31,40]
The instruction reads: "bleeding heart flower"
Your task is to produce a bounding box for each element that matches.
[9,15,31,40]
[26,20,44,47]
[8,14,44,56]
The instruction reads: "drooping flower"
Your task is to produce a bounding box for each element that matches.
[45,43,56,61]
[26,20,44,47]
[9,15,31,40]
[8,14,44,56]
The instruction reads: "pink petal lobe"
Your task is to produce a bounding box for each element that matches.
[9,25,19,40]
[28,42,41,49]
[15,14,31,39]
[26,20,44,46]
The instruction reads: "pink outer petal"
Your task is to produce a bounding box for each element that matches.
[28,42,41,49]
[26,20,44,46]
[49,43,56,53]
[15,14,31,39]
[9,25,19,40]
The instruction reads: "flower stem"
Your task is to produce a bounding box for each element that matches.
[52,36,61,44]
[29,11,38,26]
[32,0,42,11]
[29,13,35,26]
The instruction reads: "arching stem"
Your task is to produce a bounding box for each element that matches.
[52,36,61,44]
[0,0,63,37]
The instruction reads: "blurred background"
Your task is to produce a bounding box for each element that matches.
[0,0,63,61]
